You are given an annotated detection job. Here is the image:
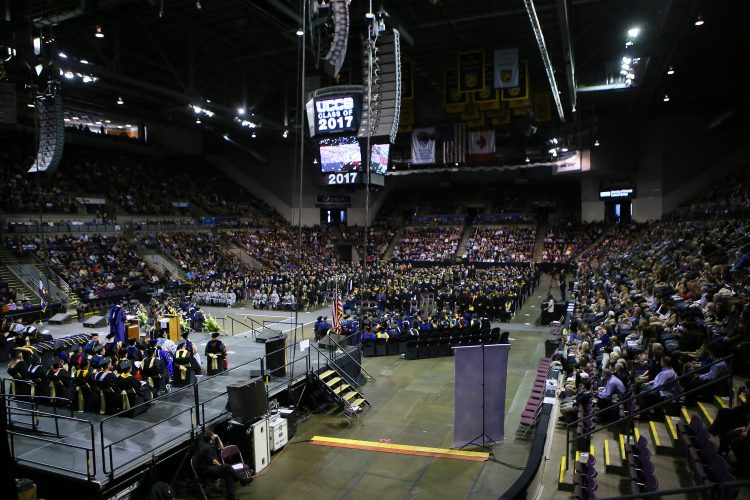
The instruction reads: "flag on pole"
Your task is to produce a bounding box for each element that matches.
[39,280,48,312]
[331,286,344,333]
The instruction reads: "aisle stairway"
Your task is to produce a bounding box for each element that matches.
[533,223,548,262]
[382,226,404,261]
[455,224,474,258]
[0,248,40,302]
[555,392,742,497]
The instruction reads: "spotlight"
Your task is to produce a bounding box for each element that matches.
[663,94,670,102]
[282,129,289,138]
[125,124,132,127]
[561,147,569,152]
[627,27,640,38]
[95,26,104,38]
[365,12,375,19]
[622,56,632,64]
[82,75,92,83]
[694,15,704,26]
[237,107,245,115]
[525,156,530,164]
[117,97,124,105]
[594,139,600,147]
[667,65,675,75]
[195,118,202,124]
[625,40,633,47]
[223,133,230,141]
[251,132,257,138]
[196,0,202,9]
[296,29,304,36]
[63,71,74,79]
[80,59,89,64]
[58,52,68,59]
[27,103,35,108]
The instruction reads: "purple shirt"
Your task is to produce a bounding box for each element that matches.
[599,375,626,399]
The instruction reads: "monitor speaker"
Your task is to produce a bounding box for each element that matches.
[83,315,107,328]
[227,378,268,423]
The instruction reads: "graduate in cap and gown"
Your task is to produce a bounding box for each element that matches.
[205,332,227,376]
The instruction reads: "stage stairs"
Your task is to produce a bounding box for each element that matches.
[382,226,404,261]
[455,224,475,258]
[555,393,740,497]
[315,368,370,411]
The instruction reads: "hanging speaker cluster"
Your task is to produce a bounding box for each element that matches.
[29,82,64,174]
[357,29,401,144]
[323,0,349,78]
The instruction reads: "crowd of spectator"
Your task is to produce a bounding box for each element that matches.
[666,165,750,221]
[391,226,464,262]
[541,221,605,264]
[343,222,396,262]
[463,226,536,263]
[7,235,159,302]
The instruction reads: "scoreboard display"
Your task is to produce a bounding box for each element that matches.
[313,95,360,135]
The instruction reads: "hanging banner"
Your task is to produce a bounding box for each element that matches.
[474,65,500,105]
[493,48,519,89]
[501,60,530,101]
[444,70,467,113]
[458,51,486,93]
[411,127,437,164]
[534,91,552,122]
[486,104,510,125]
[468,129,496,163]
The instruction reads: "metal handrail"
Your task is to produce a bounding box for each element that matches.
[565,354,734,429]
[322,332,375,381]
[4,404,97,479]
[313,344,362,396]
[599,479,750,499]
[565,372,734,468]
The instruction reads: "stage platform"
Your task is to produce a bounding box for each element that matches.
[3,318,360,497]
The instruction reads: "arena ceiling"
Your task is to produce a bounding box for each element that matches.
[3,0,747,142]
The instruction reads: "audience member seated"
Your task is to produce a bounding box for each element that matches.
[463,226,536,263]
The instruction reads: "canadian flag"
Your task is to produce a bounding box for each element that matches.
[468,129,496,163]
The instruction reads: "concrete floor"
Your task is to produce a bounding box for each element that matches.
[238,281,556,500]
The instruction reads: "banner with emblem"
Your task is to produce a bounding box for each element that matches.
[486,104,510,126]
[474,65,500,107]
[444,70,467,113]
[501,60,529,101]
[493,48,519,89]
[458,51,485,93]
[411,127,437,164]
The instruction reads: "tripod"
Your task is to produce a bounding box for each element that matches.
[458,344,497,454]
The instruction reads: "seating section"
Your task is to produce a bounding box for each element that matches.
[463,226,536,263]
[518,357,554,438]
[391,226,463,262]
[362,326,498,360]
[541,222,604,263]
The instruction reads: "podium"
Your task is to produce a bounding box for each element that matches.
[126,320,140,340]
[160,314,181,343]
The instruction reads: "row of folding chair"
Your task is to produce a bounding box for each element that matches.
[573,454,598,500]
[519,358,551,438]
[624,435,660,499]
[676,416,738,499]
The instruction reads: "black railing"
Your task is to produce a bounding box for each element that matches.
[599,479,750,499]
[565,354,734,468]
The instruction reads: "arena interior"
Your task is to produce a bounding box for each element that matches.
[1,1,750,499]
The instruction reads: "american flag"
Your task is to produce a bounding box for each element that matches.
[442,123,467,164]
[331,287,344,333]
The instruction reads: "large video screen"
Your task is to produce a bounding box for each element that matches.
[369,143,390,175]
[313,95,360,135]
[319,136,362,173]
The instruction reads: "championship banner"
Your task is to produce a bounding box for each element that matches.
[461,103,481,122]
[402,60,414,100]
[468,129,496,163]
[411,127,437,164]
[458,51,485,93]
[534,91,552,122]
[487,104,510,125]
[474,65,500,106]
[444,70,467,113]
[501,60,529,101]
[493,48,519,89]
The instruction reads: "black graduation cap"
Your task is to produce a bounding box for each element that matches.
[181,331,189,338]
[90,332,99,337]
[99,356,111,368]
[177,339,187,347]
[317,316,322,321]
[149,338,158,346]
[93,344,104,354]
[89,356,101,368]
[119,359,131,371]
[106,333,115,340]
[211,332,220,338]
